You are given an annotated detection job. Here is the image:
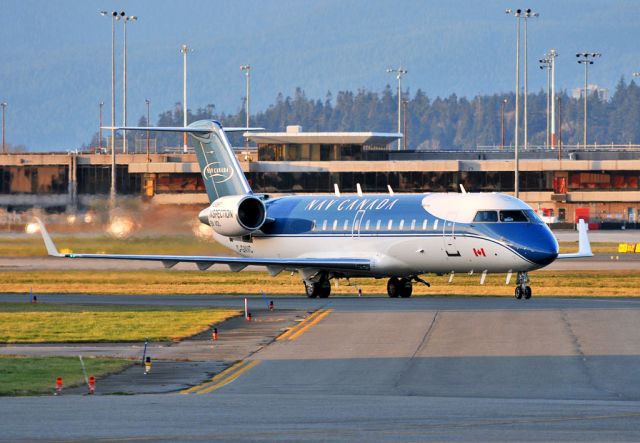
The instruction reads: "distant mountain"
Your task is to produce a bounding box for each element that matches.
[1,0,637,150]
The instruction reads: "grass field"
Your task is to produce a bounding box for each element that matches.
[0,303,240,343]
[0,356,130,396]
[1,269,639,297]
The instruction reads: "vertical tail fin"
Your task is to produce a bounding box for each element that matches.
[189,120,252,201]
[101,120,254,202]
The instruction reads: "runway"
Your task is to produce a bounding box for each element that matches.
[2,296,640,441]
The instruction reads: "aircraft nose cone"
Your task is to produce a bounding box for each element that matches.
[527,226,559,267]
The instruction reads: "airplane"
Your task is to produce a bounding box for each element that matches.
[36,120,593,300]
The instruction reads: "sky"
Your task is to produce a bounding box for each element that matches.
[1,0,638,150]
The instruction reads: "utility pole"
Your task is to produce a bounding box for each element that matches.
[501,98,507,149]
[99,101,103,152]
[100,10,121,207]
[523,8,538,151]
[505,8,522,197]
[240,65,251,147]
[386,67,408,150]
[180,44,192,153]
[576,52,601,149]
[145,99,150,162]
[1,102,6,154]
[402,99,408,149]
[539,56,551,148]
[549,49,558,148]
[122,14,137,154]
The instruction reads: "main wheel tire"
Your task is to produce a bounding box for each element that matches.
[524,286,532,300]
[399,278,413,298]
[387,277,400,298]
[318,279,331,298]
[515,286,523,300]
[305,281,318,298]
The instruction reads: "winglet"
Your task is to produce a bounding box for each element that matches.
[556,219,593,259]
[34,218,63,257]
[576,219,593,257]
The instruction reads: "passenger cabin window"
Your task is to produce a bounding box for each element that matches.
[376,220,381,231]
[399,220,405,230]
[365,220,370,230]
[322,220,327,230]
[473,211,498,223]
[332,220,338,230]
[499,210,528,222]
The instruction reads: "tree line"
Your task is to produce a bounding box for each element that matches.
[88,77,640,150]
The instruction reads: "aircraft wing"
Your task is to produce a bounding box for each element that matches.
[555,219,593,259]
[35,218,370,273]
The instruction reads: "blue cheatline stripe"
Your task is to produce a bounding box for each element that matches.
[250,232,535,265]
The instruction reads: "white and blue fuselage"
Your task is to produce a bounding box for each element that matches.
[214,192,559,278]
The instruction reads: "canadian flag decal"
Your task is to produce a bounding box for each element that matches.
[473,248,486,257]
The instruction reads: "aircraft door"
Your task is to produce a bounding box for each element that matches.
[443,214,461,257]
[352,210,365,238]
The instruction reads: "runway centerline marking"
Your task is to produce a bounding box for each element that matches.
[277,308,326,341]
[287,309,333,341]
[180,359,261,395]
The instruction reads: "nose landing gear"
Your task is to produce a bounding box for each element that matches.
[514,271,532,300]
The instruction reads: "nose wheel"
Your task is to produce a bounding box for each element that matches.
[514,272,532,300]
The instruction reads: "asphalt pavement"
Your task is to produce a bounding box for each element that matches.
[2,296,640,441]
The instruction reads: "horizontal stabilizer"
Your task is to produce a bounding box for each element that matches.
[101,125,265,133]
[101,126,211,133]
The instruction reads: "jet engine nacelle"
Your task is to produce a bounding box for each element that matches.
[200,195,266,237]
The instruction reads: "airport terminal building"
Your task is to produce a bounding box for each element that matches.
[2,125,640,226]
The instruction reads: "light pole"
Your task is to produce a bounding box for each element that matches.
[501,98,507,149]
[240,65,251,147]
[576,52,601,148]
[100,10,121,206]
[1,102,6,154]
[180,44,192,153]
[122,14,137,154]
[523,8,538,152]
[145,99,150,162]
[386,67,408,150]
[402,99,409,149]
[505,8,522,197]
[548,49,558,148]
[99,101,104,151]
[539,56,551,148]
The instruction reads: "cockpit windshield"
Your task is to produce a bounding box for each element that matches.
[499,210,528,222]
[473,209,545,224]
[473,210,498,222]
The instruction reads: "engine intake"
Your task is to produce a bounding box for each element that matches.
[202,195,266,237]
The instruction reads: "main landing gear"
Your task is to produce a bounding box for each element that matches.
[304,274,331,298]
[387,277,413,298]
[514,271,532,300]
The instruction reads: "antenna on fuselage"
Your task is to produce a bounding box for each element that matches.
[334,184,341,197]
[356,183,363,197]
[387,185,394,196]
[459,184,467,194]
